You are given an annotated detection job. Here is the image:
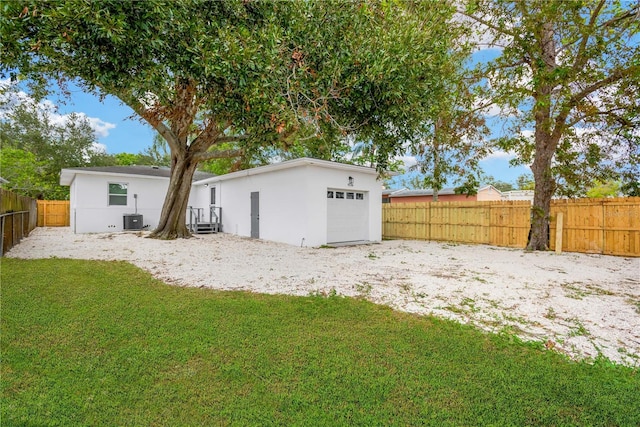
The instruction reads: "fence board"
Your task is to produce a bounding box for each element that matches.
[382,197,640,257]
[37,200,70,227]
[1,189,37,255]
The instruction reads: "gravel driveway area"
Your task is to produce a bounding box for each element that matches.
[7,227,640,366]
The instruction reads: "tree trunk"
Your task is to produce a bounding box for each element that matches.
[432,118,441,203]
[527,22,559,251]
[149,153,199,239]
[528,146,555,250]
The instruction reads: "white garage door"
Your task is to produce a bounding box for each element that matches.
[327,189,369,243]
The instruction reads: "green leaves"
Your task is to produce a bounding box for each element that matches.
[0,84,109,199]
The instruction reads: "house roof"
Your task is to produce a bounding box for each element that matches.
[387,188,459,198]
[194,157,378,185]
[384,185,501,198]
[60,165,215,186]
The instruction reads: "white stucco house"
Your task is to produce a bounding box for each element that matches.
[59,165,215,234]
[60,158,382,247]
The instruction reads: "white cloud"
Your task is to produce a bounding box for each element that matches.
[85,115,116,138]
[395,155,418,172]
[482,150,516,161]
[0,79,116,139]
[92,142,108,154]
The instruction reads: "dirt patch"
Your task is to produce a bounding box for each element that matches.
[7,227,640,367]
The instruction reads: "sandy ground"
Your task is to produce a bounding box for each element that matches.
[6,227,640,367]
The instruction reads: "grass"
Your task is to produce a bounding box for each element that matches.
[2,258,639,426]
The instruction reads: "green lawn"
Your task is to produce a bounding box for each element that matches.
[1,258,638,426]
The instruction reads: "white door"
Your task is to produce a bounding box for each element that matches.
[326,189,368,243]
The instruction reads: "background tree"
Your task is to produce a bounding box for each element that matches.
[1,0,456,239]
[409,38,490,201]
[463,0,640,250]
[482,175,514,192]
[0,147,49,198]
[620,178,640,197]
[585,179,621,198]
[515,174,535,191]
[112,134,172,167]
[0,85,111,198]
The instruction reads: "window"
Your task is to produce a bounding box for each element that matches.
[356,193,364,200]
[335,191,345,199]
[346,192,354,199]
[210,187,216,205]
[327,190,334,198]
[108,183,127,206]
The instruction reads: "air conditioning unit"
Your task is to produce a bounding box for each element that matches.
[123,214,143,230]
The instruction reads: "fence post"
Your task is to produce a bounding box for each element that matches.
[555,212,563,254]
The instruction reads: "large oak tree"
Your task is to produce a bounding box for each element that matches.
[1,0,456,238]
[463,0,639,250]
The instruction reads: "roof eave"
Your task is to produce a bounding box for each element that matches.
[193,157,379,185]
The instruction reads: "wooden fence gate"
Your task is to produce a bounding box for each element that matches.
[37,200,70,227]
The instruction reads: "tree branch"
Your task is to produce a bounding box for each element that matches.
[456,10,518,39]
[566,107,635,128]
[194,149,243,162]
[216,134,251,143]
[598,4,639,30]
[570,65,639,107]
[552,64,639,142]
[570,0,606,73]
[124,96,181,154]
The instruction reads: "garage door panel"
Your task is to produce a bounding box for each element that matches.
[327,189,368,243]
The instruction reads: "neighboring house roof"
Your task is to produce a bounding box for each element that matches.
[384,185,502,198]
[386,187,460,198]
[478,185,502,194]
[501,190,535,201]
[194,157,377,185]
[60,165,215,185]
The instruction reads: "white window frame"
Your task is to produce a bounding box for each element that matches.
[108,182,128,206]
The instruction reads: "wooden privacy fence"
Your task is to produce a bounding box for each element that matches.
[383,201,531,248]
[0,188,38,256]
[37,200,70,227]
[382,197,640,257]
[549,198,640,257]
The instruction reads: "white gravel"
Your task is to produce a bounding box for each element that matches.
[7,227,640,367]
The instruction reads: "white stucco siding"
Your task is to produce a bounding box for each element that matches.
[208,163,381,247]
[217,167,310,246]
[71,173,169,233]
[302,165,381,245]
[69,177,78,232]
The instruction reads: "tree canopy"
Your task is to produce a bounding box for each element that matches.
[408,34,490,201]
[464,0,640,250]
[1,0,458,238]
[0,83,112,198]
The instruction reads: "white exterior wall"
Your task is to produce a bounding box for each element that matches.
[302,165,381,246]
[192,163,382,247]
[71,173,169,233]
[216,166,312,246]
[501,190,535,202]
